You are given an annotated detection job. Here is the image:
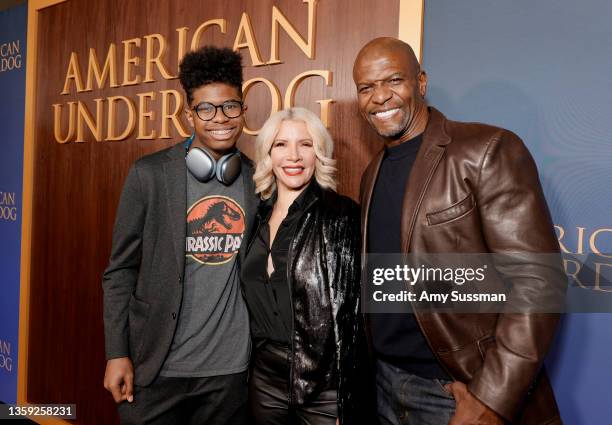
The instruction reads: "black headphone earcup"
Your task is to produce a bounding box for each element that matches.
[216,152,242,185]
[186,148,216,182]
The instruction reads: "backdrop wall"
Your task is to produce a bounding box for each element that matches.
[24,1,403,423]
[0,1,27,405]
[422,1,612,424]
[10,0,611,423]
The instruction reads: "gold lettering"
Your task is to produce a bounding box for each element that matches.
[85,44,119,91]
[563,259,586,289]
[137,92,156,139]
[590,228,612,259]
[555,225,570,254]
[122,38,142,86]
[269,0,318,65]
[61,52,85,94]
[315,99,334,128]
[106,96,136,141]
[0,340,10,355]
[594,262,612,292]
[160,90,189,139]
[242,78,282,135]
[143,34,174,82]
[284,70,333,127]
[233,13,264,67]
[76,99,104,142]
[0,192,15,205]
[576,226,586,255]
[53,102,77,143]
[176,26,189,66]
[191,19,227,51]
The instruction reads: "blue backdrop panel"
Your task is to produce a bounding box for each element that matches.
[422,1,612,424]
[0,2,27,404]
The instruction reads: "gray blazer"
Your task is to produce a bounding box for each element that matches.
[102,142,257,386]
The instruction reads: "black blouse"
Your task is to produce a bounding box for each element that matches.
[241,185,311,344]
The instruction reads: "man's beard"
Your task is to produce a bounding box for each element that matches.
[371,112,410,139]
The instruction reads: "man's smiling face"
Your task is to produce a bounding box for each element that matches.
[353,42,428,143]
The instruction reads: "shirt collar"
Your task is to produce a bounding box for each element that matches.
[258,179,320,220]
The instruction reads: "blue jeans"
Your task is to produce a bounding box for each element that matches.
[376,358,456,425]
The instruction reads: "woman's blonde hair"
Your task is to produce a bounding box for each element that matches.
[253,107,337,199]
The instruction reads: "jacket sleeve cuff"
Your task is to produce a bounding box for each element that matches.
[468,371,523,422]
[105,350,130,361]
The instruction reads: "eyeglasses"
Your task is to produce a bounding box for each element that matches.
[192,100,244,121]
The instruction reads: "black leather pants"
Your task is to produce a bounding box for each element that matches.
[249,341,337,425]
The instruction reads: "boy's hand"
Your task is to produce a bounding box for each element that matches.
[104,357,134,403]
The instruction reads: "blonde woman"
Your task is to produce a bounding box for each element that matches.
[241,108,368,425]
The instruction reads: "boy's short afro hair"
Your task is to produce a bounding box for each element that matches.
[179,46,243,105]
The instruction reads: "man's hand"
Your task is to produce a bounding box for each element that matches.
[103,357,135,403]
[445,381,504,425]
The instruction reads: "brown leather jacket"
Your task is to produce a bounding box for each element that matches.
[360,108,563,425]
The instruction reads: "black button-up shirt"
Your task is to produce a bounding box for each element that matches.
[241,184,312,344]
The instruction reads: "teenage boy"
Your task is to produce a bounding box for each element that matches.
[103,46,257,425]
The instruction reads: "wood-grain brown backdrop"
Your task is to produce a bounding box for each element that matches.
[28,0,399,423]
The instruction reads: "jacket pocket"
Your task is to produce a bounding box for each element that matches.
[426,193,475,226]
[128,295,150,363]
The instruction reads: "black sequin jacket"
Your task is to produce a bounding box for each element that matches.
[243,182,368,425]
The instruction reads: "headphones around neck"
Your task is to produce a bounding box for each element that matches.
[184,134,242,185]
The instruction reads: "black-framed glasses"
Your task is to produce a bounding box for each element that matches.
[192,100,244,121]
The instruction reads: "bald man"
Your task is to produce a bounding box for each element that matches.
[354,37,563,425]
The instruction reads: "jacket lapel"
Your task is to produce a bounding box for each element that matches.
[359,150,384,359]
[163,144,187,278]
[239,155,257,265]
[400,108,451,252]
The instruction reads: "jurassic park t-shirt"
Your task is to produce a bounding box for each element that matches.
[160,170,250,377]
